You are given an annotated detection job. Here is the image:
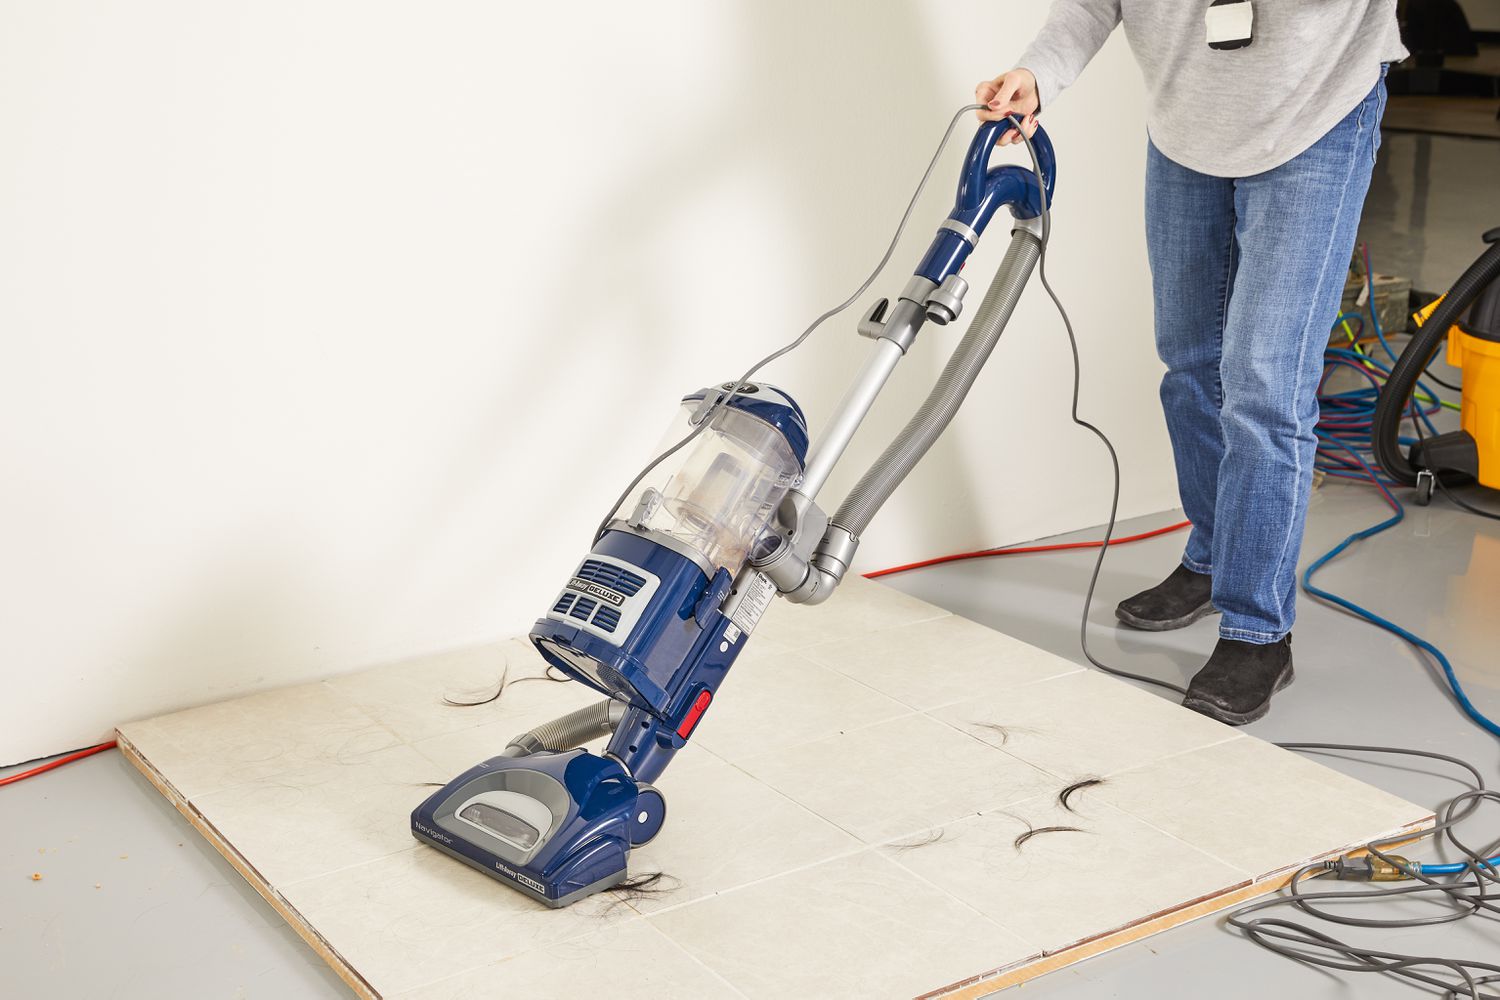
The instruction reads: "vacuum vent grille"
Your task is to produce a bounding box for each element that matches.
[575,560,648,597]
[544,555,660,645]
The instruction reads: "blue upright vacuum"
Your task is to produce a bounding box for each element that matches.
[411,116,1057,907]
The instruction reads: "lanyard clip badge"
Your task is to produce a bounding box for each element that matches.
[1206,0,1253,50]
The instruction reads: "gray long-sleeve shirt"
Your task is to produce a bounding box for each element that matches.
[1018,0,1407,177]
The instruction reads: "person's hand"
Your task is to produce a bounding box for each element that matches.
[975,68,1040,146]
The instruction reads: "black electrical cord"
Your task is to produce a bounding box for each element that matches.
[1434,481,1500,521]
[1411,413,1500,521]
[1424,362,1463,394]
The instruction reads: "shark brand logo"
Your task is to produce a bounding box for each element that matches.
[566,578,627,607]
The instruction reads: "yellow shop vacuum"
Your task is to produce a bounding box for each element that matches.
[1375,227,1500,505]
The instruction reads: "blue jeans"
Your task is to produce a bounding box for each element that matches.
[1145,72,1387,644]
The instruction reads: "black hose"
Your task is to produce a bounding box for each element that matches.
[1372,237,1500,485]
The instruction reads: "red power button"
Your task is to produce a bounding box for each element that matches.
[675,689,713,739]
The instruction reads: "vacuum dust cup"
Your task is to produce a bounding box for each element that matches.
[618,387,807,573]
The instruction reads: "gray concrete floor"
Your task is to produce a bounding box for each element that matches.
[1360,130,1500,293]
[0,748,350,998]
[5,130,1499,1000]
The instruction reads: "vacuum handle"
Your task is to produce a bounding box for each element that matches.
[959,119,1055,218]
[916,119,1057,283]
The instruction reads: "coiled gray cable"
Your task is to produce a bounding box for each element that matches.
[1228,743,1500,999]
[1003,114,1190,697]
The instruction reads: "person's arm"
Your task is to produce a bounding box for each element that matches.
[1019,0,1122,112]
[976,0,1122,145]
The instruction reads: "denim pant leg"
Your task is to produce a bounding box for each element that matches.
[1145,143,1236,575]
[1213,80,1386,643]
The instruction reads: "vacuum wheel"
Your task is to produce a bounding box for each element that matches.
[1416,471,1435,507]
[629,784,667,846]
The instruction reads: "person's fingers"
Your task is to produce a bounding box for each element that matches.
[987,76,1021,110]
[995,114,1040,146]
[975,72,1041,135]
[976,78,1007,120]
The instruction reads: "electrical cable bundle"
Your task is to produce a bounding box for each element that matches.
[1305,249,1499,740]
[1315,247,1456,489]
[1228,744,1500,1000]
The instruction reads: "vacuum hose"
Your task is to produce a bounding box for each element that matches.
[1373,236,1500,485]
[502,699,624,758]
[832,228,1042,538]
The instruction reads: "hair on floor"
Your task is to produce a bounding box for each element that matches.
[1057,777,1105,812]
[888,829,946,852]
[1013,825,1084,850]
[442,657,571,707]
[603,871,681,914]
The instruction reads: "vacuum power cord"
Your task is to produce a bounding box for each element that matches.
[1005,115,1190,698]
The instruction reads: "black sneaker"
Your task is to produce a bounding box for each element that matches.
[1115,564,1216,631]
[1182,636,1295,726]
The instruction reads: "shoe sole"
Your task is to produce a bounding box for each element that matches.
[1182,661,1296,727]
[1114,600,1217,633]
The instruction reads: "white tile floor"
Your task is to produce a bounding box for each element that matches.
[645,850,1036,1000]
[884,793,1247,955]
[114,576,1432,999]
[735,712,1057,845]
[931,671,1238,779]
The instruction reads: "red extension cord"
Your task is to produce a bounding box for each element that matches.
[0,740,118,788]
[863,519,1191,579]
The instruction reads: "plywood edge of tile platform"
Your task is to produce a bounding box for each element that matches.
[926,817,1436,1000]
[116,729,378,1000]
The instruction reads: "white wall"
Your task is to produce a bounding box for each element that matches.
[0,2,1173,764]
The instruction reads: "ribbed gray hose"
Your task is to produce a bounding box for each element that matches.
[832,229,1042,537]
[502,699,621,757]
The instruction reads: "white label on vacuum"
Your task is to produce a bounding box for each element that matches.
[730,572,776,634]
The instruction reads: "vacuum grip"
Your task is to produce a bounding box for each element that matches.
[960,119,1055,217]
